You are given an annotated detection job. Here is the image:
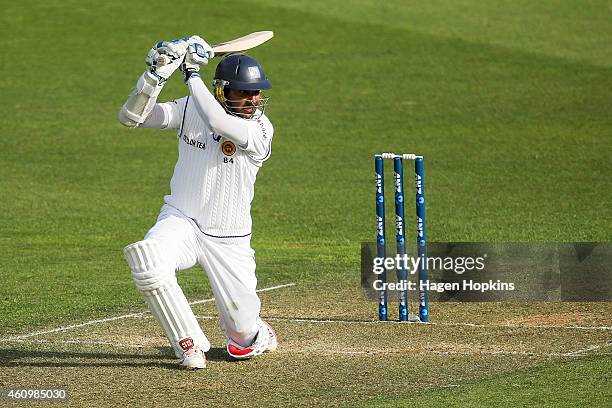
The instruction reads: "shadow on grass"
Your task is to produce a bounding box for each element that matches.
[0,346,232,369]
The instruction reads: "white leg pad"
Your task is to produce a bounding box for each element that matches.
[124,239,210,358]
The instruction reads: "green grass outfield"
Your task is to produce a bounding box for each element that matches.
[0,1,611,406]
[352,355,611,407]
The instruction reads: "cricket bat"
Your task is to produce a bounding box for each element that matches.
[156,31,273,66]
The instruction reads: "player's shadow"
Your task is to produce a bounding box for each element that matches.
[0,346,231,369]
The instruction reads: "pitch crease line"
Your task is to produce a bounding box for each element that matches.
[9,338,609,358]
[7,338,147,349]
[281,349,605,358]
[0,282,296,342]
[434,321,612,331]
[246,317,611,331]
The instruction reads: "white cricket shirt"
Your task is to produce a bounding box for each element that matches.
[160,96,273,238]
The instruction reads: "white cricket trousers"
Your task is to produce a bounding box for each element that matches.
[142,204,261,353]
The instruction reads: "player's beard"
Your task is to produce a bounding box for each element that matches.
[228,101,256,119]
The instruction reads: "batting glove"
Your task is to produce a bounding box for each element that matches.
[145,38,189,82]
[181,36,214,82]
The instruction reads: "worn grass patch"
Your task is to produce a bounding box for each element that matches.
[1,286,610,407]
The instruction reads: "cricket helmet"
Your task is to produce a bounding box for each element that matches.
[212,54,271,119]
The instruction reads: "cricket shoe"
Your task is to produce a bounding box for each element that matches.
[179,347,206,370]
[226,319,278,360]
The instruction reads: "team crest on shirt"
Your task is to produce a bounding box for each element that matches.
[222,141,236,156]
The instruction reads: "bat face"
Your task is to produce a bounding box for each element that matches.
[156,31,273,66]
[212,31,274,56]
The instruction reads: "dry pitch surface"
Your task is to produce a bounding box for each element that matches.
[0,282,610,407]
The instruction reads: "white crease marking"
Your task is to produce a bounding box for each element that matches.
[0,283,296,342]
[250,317,611,331]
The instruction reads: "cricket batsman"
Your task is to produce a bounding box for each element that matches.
[118,36,277,369]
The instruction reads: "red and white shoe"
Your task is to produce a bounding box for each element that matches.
[227,319,278,360]
[179,347,206,369]
[264,320,278,352]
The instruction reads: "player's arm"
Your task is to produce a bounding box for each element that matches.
[118,39,188,128]
[187,74,274,160]
[186,76,250,145]
[173,36,248,145]
[180,36,273,160]
[186,73,273,161]
[138,99,186,129]
[243,116,274,162]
